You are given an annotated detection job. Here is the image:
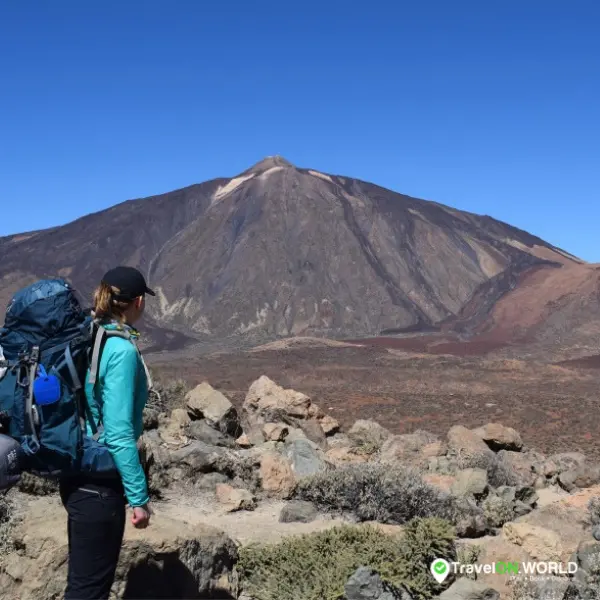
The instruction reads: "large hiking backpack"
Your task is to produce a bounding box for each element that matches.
[0,278,148,488]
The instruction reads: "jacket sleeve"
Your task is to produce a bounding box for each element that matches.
[101,341,150,507]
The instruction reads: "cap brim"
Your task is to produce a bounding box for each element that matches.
[145,287,156,297]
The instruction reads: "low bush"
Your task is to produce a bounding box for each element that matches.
[0,493,15,558]
[589,496,600,526]
[146,371,189,413]
[17,472,58,495]
[238,518,456,600]
[294,463,457,525]
[482,494,514,528]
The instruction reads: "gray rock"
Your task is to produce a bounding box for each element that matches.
[284,439,326,477]
[550,452,587,473]
[558,469,579,492]
[513,500,534,517]
[558,463,600,492]
[495,486,516,503]
[447,426,495,470]
[344,566,405,600]
[348,420,392,448]
[195,472,231,492]
[593,525,600,541]
[496,450,538,487]
[455,513,488,539]
[515,486,538,506]
[439,578,500,599]
[279,501,318,523]
[451,469,488,498]
[325,432,351,449]
[187,419,236,447]
[170,441,227,475]
[472,423,523,452]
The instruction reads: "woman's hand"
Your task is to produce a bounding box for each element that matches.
[131,503,151,529]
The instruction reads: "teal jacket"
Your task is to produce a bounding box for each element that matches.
[84,322,150,507]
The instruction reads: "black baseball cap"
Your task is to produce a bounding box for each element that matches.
[101,266,155,301]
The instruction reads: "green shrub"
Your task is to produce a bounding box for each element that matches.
[17,472,58,495]
[482,494,514,528]
[294,463,457,525]
[238,518,456,600]
[456,543,482,581]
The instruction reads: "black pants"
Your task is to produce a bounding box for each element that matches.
[59,476,126,600]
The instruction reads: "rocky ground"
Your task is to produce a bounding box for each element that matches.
[2,374,600,599]
[147,343,600,460]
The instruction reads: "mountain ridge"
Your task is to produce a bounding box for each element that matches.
[0,157,580,353]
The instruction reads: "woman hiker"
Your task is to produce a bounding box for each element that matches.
[59,266,155,600]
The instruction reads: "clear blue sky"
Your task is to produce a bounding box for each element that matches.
[1,1,598,260]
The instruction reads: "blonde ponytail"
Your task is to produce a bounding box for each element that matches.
[92,282,131,323]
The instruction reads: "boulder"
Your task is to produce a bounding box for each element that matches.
[262,422,289,442]
[558,462,600,492]
[472,423,523,452]
[242,376,326,446]
[326,446,370,465]
[447,426,495,470]
[259,451,295,498]
[171,408,192,428]
[458,535,531,599]
[194,472,231,492]
[138,430,175,493]
[456,513,488,539]
[284,439,326,478]
[170,440,227,476]
[328,433,353,448]
[186,382,241,437]
[451,469,488,499]
[496,450,538,487]
[215,484,256,512]
[279,501,318,523]
[503,522,564,561]
[379,431,439,467]
[187,419,236,447]
[422,440,448,458]
[512,484,600,563]
[344,567,402,600]
[438,578,500,600]
[243,376,311,421]
[0,497,238,600]
[236,434,252,448]
[549,452,587,474]
[572,539,600,590]
[319,414,340,436]
[348,419,392,449]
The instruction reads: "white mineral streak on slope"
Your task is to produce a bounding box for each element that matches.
[308,170,333,183]
[211,173,256,205]
[238,304,270,333]
[258,166,285,181]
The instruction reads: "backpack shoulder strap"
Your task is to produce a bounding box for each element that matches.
[87,323,132,386]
